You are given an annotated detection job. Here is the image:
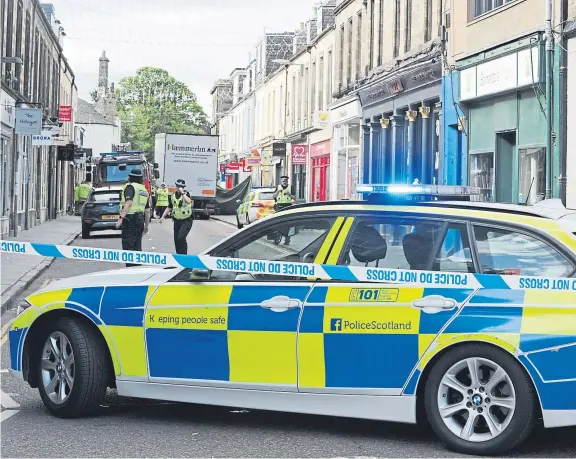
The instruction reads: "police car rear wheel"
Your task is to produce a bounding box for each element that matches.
[425,344,536,456]
[37,317,108,418]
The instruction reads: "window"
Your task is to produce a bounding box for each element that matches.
[339,25,345,89]
[303,66,308,123]
[356,12,362,79]
[405,0,412,53]
[433,224,474,273]
[205,216,338,281]
[33,30,39,99]
[311,61,316,115]
[338,217,445,270]
[4,0,14,84]
[327,50,333,102]
[23,12,30,96]
[347,18,353,84]
[318,55,324,111]
[471,0,516,20]
[90,190,122,202]
[469,152,494,200]
[378,0,384,66]
[393,0,400,58]
[425,0,433,42]
[14,1,22,91]
[518,147,545,204]
[368,0,374,70]
[473,225,574,277]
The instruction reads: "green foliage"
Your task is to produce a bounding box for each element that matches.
[116,67,208,159]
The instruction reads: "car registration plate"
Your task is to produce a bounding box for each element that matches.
[101,215,119,220]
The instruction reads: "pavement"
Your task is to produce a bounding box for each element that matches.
[1,216,81,314]
[0,217,575,457]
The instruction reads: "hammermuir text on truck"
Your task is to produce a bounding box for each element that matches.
[167,144,217,153]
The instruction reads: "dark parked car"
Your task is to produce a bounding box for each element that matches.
[81,186,123,238]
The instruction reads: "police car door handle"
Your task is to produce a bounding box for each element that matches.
[412,297,457,310]
[260,296,301,312]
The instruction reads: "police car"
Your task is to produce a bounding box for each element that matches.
[236,187,277,226]
[8,184,576,456]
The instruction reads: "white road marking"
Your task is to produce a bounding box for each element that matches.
[1,390,20,409]
[0,410,19,422]
[0,369,8,373]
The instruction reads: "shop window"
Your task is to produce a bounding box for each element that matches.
[469,152,494,200]
[518,147,545,204]
[473,225,573,277]
[470,0,516,21]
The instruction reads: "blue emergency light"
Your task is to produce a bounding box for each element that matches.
[355,184,486,204]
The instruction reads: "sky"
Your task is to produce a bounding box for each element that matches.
[49,0,317,115]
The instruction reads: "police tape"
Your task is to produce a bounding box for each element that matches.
[2,240,576,292]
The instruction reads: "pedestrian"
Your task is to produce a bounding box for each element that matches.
[115,169,151,267]
[160,179,193,254]
[156,183,169,219]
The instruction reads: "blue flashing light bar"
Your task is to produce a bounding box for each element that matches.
[355,184,489,204]
[356,184,485,196]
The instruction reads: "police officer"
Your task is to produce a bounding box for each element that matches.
[73,183,80,215]
[78,179,91,205]
[156,183,169,218]
[273,175,295,245]
[160,179,193,254]
[115,169,151,266]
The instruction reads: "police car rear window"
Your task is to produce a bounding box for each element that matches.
[92,191,121,202]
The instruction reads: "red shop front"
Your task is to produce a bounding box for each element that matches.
[310,140,331,202]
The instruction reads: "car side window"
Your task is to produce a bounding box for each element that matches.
[432,223,474,273]
[473,225,574,277]
[338,217,445,270]
[208,216,338,281]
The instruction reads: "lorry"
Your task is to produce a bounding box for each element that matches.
[91,151,159,196]
[154,133,218,219]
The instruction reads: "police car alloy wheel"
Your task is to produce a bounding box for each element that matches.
[424,344,536,456]
[37,317,109,418]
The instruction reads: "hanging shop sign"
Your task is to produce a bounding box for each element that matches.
[15,107,42,135]
[227,162,241,172]
[313,111,330,130]
[459,46,540,101]
[31,131,53,146]
[59,105,73,122]
[272,142,287,157]
[57,144,75,161]
[291,144,308,165]
[358,62,442,107]
[246,149,261,166]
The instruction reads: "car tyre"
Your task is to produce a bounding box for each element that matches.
[37,317,109,418]
[424,344,536,456]
[81,223,91,239]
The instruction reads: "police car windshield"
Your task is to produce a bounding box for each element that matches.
[258,192,274,200]
[92,191,121,202]
[102,165,130,182]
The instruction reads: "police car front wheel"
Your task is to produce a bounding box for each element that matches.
[424,344,537,456]
[37,317,109,418]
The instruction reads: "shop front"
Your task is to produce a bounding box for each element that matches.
[290,143,307,200]
[359,61,442,186]
[458,34,545,204]
[0,90,15,236]
[310,140,331,202]
[330,97,362,200]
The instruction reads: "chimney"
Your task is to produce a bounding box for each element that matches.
[98,50,109,93]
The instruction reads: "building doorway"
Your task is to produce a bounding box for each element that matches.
[496,131,516,203]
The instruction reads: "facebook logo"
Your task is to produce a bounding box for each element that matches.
[330,318,342,332]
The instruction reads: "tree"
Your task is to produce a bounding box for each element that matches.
[116,67,208,160]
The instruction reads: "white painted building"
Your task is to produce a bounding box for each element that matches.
[74,99,121,157]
